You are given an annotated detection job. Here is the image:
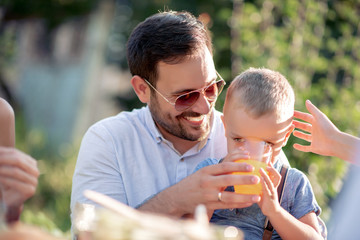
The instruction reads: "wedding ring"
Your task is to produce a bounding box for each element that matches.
[218,192,222,202]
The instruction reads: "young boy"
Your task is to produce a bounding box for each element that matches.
[195,68,326,239]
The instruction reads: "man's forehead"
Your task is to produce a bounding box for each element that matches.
[156,55,216,84]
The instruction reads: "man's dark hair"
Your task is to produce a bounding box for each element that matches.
[126,10,212,86]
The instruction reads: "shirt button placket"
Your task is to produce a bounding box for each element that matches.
[176,157,187,182]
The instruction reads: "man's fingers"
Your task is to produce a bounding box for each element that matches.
[221,191,260,203]
[202,162,253,176]
[208,201,254,210]
[208,174,259,190]
[207,191,259,209]
[195,172,259,191]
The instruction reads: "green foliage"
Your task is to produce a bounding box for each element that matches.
[15,111,77,237]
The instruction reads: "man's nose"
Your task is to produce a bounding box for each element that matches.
[189,92,212,114]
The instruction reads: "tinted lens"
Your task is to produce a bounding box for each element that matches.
[175,91,200,111]
[204,81,221,100]
[174,80,225,111]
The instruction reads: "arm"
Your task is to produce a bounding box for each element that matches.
[293,100,360,164]
[138,151,261,217]
[0,147,39,223]
[0,98,15,147]
[259,168,323,240]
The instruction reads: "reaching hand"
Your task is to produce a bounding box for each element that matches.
[293,100,341,157]
[293,100,360,163]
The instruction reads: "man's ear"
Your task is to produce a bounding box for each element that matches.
[131,75,150,103]
[283,123,295,147]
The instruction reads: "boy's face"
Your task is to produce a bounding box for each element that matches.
[222,101,294,163]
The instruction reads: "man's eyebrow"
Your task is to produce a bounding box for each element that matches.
[171,88,197,95]
[171,79,216,95]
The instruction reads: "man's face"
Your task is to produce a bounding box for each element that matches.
[223,101,293,163]
[148,48,218,142]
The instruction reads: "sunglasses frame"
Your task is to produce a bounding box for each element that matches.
[143,71,226,111]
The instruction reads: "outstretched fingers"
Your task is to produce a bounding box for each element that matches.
[305,100,324,119]
[293,110,313,123]
[293,143,312,152]
[293,120,312,133]
[293,130,312,142]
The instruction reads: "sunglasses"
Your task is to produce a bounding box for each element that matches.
[143,71,226,112]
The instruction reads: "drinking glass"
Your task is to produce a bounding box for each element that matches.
[232,139,273,195]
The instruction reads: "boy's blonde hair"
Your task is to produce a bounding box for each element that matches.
[224,67,295,122]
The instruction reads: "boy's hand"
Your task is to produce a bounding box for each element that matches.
[257,166,281,216]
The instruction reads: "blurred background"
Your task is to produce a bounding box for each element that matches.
[0,0,359,238]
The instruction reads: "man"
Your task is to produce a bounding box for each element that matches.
[71,10,289,220]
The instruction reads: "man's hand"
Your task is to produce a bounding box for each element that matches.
[138,151,261,217]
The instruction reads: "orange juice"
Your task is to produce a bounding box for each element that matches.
[232,159,268,195]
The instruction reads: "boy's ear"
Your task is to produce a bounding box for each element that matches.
[131,75,150,103]
[283,123,295,147]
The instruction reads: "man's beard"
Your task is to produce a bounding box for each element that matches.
[149,97,212,142]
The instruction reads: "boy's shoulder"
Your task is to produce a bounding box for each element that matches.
[194,158,220,172]
[274,160,309,187]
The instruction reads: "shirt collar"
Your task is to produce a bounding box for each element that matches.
[144,106,163,144]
